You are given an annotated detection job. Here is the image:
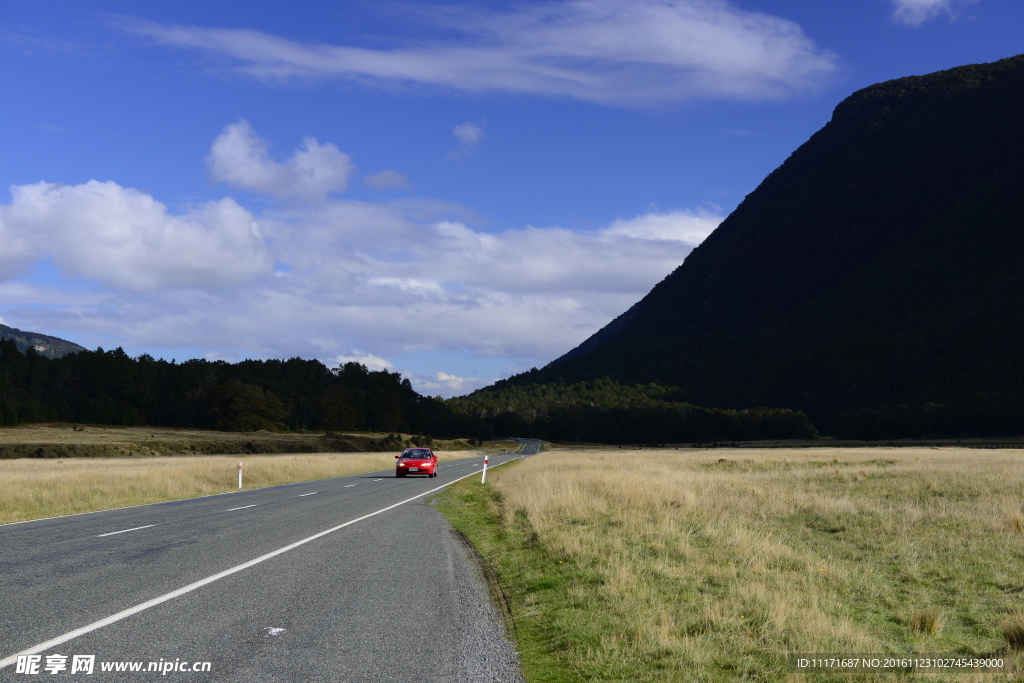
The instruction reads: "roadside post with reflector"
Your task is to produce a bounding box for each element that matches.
[238,461,243,489]
[481,454,489,484]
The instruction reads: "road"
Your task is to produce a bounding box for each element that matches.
[0,439,541,682]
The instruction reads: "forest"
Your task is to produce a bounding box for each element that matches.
[0,339,475,436]
[446,377,818,443]
[0,341,818,443]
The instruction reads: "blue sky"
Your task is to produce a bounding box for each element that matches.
[1,0,1021,395]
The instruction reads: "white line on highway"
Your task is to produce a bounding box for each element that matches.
[96,525,154,538]
[298,492,318,497]
[373,479,383,481]
[226,505,257,511]
[0,454,529,670]
[344,484,356,488]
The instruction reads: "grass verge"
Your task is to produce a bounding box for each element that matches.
[435,447,1024,682]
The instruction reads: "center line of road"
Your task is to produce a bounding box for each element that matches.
[96,525,154,538]
[226,505,257,511]
[298,492,318,497]
[344,484,356,487]
[0,450,531,670]
[373,479,383,481]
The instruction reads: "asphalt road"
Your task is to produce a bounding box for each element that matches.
[0,439,541,682]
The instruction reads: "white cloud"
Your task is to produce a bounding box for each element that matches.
[890,0,977,26]
[362,170,412,191]
[409,371,494,396]
[121,0,840,106]
[0,210,37,281]
[207,120,354,199]
[453,122,485,146]
[2,182,718,365]
[448,121,486,161]
[0,181,270,290]
[330,352,394,372]
[1,124,725,394]
[603,209,720,243]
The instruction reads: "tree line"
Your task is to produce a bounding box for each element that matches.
[0,340,480,437]
[0,342,821,443]
[446,378,819,443]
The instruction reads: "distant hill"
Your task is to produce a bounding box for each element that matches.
[0,324,85,359]
[492,54,1024,436]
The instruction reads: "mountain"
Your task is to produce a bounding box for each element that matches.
[0,324,86,359]
[493,54,1024,435]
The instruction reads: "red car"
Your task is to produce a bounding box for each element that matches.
[395,448,438,478]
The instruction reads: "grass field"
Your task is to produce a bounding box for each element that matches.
[0,440,519,525]
[436,446,1024,682]
[0,424,479,459]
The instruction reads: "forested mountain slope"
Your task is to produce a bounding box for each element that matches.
[0,324,85,359]
[495,55,1024,435]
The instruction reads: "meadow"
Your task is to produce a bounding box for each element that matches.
[0,424,477,459]
[437,446,1024,682]
[0,440,518,524]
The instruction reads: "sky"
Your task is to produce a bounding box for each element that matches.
[1,0,1021,396]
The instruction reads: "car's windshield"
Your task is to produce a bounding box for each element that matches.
[401,449,431,459]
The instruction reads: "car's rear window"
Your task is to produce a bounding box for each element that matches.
[401,449,432,459]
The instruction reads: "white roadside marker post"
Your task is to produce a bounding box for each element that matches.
[481,455,489,484]
[238,461,243,489]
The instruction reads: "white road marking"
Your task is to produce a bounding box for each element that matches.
[0,456,527,670]
[344,484,356,488]
[96,525,154,538]
[226,505,257,511]
[298,492,318,497]
[373,479,383,481]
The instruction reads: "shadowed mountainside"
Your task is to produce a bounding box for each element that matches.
[490,54,1024,435]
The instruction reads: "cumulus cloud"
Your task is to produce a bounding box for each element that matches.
[0,210,37,281]
[2,178,718,367]
[890,0,977,26]
[362,170,412,191]
[207,120,354,199]
[603,208,721,243]
[120,0,840,106]
[330,352,394,371]
[0,181,270,289]
[1,121,725,394]
[411,371,493,396]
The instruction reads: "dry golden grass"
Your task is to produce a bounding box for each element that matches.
[1005,511,1024,534]
[0,424,483,458]
[911,608,944,636]
[0,450,477,525]
[478,446,1024,680]
[1003,612,1024,651]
